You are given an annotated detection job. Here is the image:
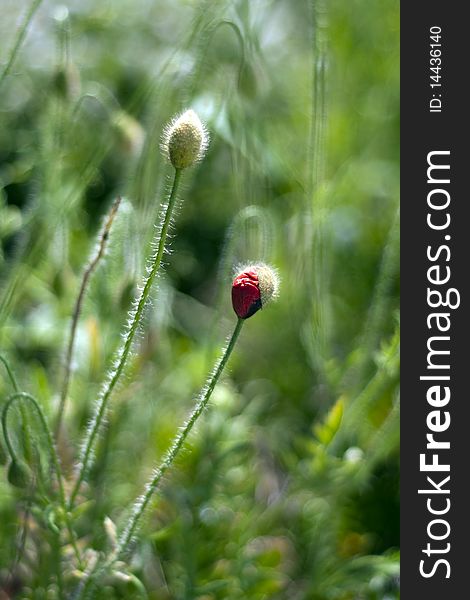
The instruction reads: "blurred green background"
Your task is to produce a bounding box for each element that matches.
[0,0,399,598]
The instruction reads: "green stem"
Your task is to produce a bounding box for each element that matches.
[70,169,182,508]
[0,355,32,464]
[1,359,35,580]
[0,0,44,90]
[54,528,65,598]
[1,392,83,568]
[55,197,121,440]
[117,318,244,556]
[0,355,19,392]
[8,498,33,591]
[307,0,329,377]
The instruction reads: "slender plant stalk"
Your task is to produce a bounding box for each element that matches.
[117,317,244,556]
[55,197,121,439]
[2,392,83,568]
[307,0,329,376]
[69,169,182,508]
[308,0,328,202]
[0,0,44,90]
[0,355,19,392]
[7,499,33,592]
[1,357,35,583]
[53,528,65,597]
[1,355,33,464]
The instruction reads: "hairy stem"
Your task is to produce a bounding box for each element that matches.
[2,392,83,568]
[55,197,121,439]
[0,0,44,90]
[70,169,182,508]
[118,318,244,556]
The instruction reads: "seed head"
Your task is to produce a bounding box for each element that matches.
[231,263,280,319]
[163,109,209,169]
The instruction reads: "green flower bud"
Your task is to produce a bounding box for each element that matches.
[7,460,32,489]
[162,109,209,169]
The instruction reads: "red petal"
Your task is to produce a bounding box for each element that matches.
[232,270,262,319]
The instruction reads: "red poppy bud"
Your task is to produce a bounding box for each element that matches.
[232,269,262,319]
[231,263,279,319]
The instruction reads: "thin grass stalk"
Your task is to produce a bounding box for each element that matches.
[7,499,34,592]
[307,0,330,375]
[1,354,33,464]
[69,319,245,598]
[117,317,244,557]
[69,168,182,508]
[1,357,36,583]
[55,197,121,439]
[308,0,328,202]
[0,355,19,392]
[0,0,43,90]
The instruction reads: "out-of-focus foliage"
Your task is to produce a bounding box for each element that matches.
[0,0,399,598]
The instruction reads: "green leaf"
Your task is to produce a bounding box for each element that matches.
[314,397,344,446]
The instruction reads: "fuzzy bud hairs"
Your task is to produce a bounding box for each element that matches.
[162,109,209,169]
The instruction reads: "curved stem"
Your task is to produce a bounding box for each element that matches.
[0,0,44,90]
[55,197,121,439]
[118,318,244,556]
[70,169,182,508]
[2,392,83,568]
[0,355,32,463]
[0,355,19,392]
